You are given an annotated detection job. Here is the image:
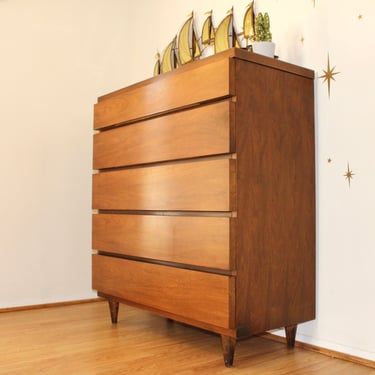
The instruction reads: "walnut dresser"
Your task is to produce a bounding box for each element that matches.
[92,48,315,367]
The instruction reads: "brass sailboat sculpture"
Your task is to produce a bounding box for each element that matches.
[160,36,178,74]
[243,2,255,47]
[214,7,241,54]
[176,12,201,65]
[154,7,257,75]
[201,10,215,47]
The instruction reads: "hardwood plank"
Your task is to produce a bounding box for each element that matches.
[0,298,103,313]
[0,302,373,374]
[92,213,231,269]
[262,332,375,371]
[92,158,235,211]
[93,100,231,169]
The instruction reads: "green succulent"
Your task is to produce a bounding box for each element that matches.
[255,12,272,42]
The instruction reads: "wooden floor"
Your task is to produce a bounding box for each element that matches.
[0,301,374,374]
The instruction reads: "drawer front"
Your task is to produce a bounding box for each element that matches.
[92,158,236,211]
[94,57,232,129]
[93,100,232,169]
[92,214,231,270]
[92,254,232,328]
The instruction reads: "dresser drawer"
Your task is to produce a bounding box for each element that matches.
[92,214,233,270]
[92,254,233,328]
[92,158,236,211]
[94,55,233,129]
[93,100,232,169]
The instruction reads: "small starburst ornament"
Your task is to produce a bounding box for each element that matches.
[319,54,340,98]
[344,163,355,187]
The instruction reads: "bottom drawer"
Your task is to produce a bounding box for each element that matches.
[92,254,232,328]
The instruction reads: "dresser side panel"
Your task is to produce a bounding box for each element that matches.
[234,58,316,334]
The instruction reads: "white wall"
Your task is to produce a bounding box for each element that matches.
[1,0,374,363]
[0,0,132,306]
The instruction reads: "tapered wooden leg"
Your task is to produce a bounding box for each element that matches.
[285,324,297,348]
[108,299,119,324]
[221,335,236,367]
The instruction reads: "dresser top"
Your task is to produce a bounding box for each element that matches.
[98,48,315,102]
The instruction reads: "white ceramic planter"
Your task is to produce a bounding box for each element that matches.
[251,42,276,58]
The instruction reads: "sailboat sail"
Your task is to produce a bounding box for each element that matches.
[243,2,255,46]
[193,36,201,59]
[160,36,177,74]
[214,13,230,53]
[214,8,241,54]
[177,13,201,65]
[201,10,215,47]
[153,53,160,76]
[234,34,241,49]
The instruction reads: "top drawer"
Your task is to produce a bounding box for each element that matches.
[94,56,233,129]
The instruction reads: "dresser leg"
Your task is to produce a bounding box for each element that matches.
[221,335,236,367]
[108,299,119,324]
[285,324,297,348]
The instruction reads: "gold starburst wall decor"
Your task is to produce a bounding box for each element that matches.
[344,163,355,187]
[320,54,340,98]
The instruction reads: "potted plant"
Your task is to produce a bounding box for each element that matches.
[251,12,275,58]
